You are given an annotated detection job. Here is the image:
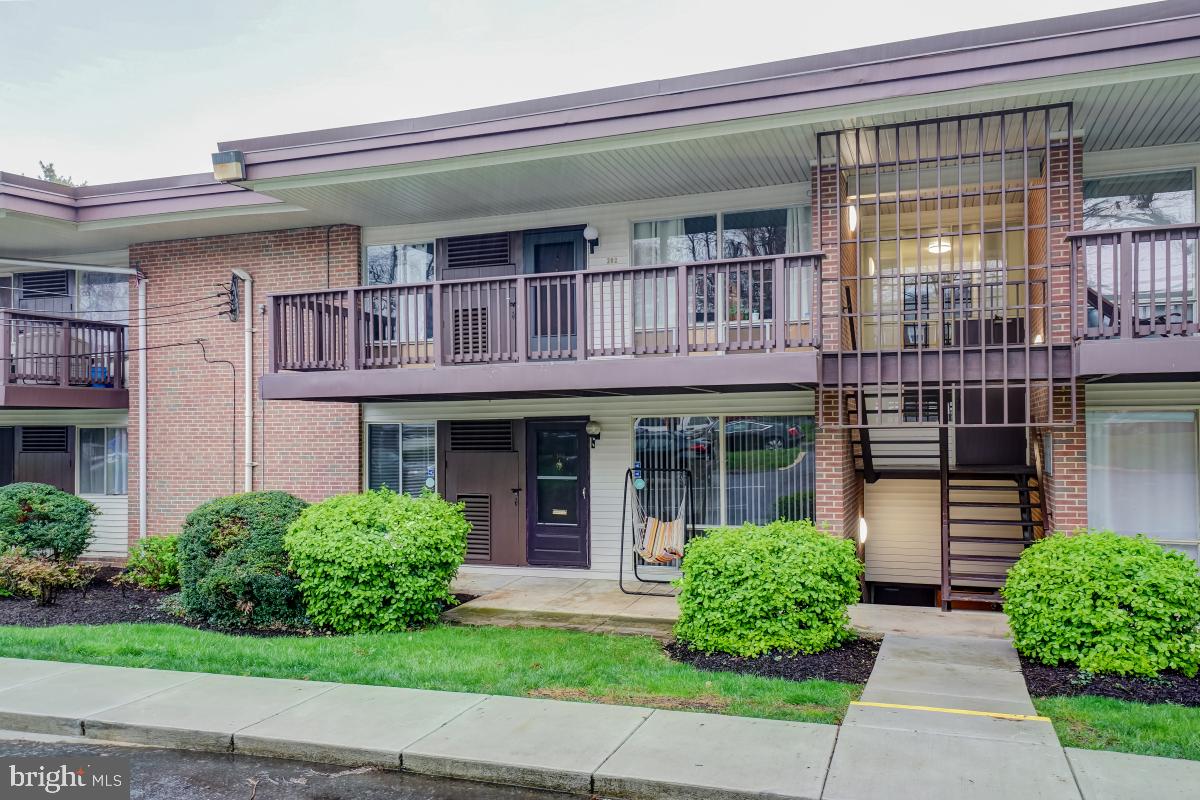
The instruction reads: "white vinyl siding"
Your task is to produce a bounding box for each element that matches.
[364,390,814,579]
[863,480,942,586]
[0,409,129,559]
[364,183,809,273]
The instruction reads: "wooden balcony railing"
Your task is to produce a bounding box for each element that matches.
[1,310,126,389]
[268,254,821,372]
[1070,223,1199,339]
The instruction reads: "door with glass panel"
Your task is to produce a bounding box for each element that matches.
[526,419,589,567]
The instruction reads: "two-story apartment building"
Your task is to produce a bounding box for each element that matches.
[1,1,1197,608]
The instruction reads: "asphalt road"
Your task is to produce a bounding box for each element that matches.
[0,737,568,800]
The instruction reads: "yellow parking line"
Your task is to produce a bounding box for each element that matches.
[850,701,1050,722]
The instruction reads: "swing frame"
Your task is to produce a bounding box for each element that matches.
[618,466,698,596]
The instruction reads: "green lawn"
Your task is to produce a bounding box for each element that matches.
[0,623,858,724]
[1035,695,1200,761]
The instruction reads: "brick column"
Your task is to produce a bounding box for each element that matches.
[1044,387,1087,534]
[815,391,861,539]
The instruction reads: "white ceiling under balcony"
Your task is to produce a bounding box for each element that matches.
[249,64,1200,227]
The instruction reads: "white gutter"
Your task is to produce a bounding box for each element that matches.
[231,268,254,492]
[0,256,136,276]
[137,275,147,539]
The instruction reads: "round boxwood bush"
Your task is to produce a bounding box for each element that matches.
[0,482,97,561]
[284,489,469,633]
[178,491,308,627]
[1003,531,1200,677]
[674,519,863,656]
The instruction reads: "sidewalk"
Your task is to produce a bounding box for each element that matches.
[0,653,1197,799]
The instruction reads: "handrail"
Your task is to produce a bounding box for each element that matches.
[269,253,822,372]
[0,309,127,389]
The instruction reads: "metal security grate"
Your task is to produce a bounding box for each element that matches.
[20,426,69,453]
[458,494,492,561]
[817,103,1077,427]
[446,233,511,270]
[448,420,514,452]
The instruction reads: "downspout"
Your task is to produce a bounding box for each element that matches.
[231,268,254,492]
[137,274,148,539]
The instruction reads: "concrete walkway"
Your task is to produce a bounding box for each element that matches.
[0,654,1197,799]
[448,573,1011,639]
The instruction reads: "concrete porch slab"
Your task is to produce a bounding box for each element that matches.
[0,658,81,691]
[235,683,486,767]
[822,725,1080,800]
[593,709,836,800]
[84,673,336,752]
[402,695,653,793]
[1067,747,1200,800]
[0,664,201,736]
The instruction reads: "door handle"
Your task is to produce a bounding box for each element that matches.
[511,487,521,506]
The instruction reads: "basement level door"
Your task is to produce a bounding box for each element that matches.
[526,419,590,567]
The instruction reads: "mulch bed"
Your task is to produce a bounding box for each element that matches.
[1020,655,1200,707]
[0,584,482,638]
[0,584,176,627]
[665,636,880,684]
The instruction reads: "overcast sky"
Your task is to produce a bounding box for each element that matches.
[0,0,1137,184]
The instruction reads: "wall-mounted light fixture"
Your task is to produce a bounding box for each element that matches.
[585,419,602,448]
[211,150,246,182]
[858,516,869,545]
[846,205,858,233]
[582,224,600,255]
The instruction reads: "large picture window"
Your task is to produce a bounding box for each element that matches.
[365,243,435,285]
[78,427,127,495]
[632,415,814,527]
[1083,170,1196,230]
[367,423,436,496]
[1087,410,1199,559]
[631,207,810,267]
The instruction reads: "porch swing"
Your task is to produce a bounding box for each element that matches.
[618,464,699,596]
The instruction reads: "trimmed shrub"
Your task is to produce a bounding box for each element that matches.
[285,489,469,633]
[1003,531,1200,677]
[0,548,100,605]
[178,491,308,627]
[0,483,97,561]
[674,519,863,656]
[114,534,181,590]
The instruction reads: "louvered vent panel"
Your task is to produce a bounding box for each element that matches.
[21,426,69,453]
[19,271,69,297]
[452,308,488,358]
[459,494,492,561]
[449,420,514,452]
[446,233,510,270]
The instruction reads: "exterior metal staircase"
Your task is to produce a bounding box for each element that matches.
[937,429,1046,610]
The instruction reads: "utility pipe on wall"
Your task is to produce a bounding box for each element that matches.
[231,268,254,492]
[137,274,147,539]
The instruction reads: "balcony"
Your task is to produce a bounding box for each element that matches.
[1070,223,1200,375]
[0,310,128,408]
[262,254,821,401]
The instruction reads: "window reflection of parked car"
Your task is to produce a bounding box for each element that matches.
[724,419,802,451]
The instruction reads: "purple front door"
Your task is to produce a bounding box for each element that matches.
[525,419,590,567]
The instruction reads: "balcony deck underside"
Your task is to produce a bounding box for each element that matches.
[1078,337,1200,377]
[261,350,818,402]
[0,384,129,409]
[821,345,1074,385]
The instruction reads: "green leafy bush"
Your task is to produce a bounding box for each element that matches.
[178,491,308,627]
[1003,531,1200,677]
[674,519,863,656]
[0,548,100,605]
[285,489,469,633]
[0,483,97,561]
[114,535,181,590]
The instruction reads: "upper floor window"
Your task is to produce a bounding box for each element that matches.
[1083,169,1196,230]
[631,207,809,267]
[365,243,435,285]
[78,272,129,324]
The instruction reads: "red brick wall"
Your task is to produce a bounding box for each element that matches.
[127,225,363,547]
[815,391,861,539]
[1043,387,1087,534]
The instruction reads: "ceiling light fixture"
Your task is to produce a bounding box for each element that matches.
[927,238,952,254]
